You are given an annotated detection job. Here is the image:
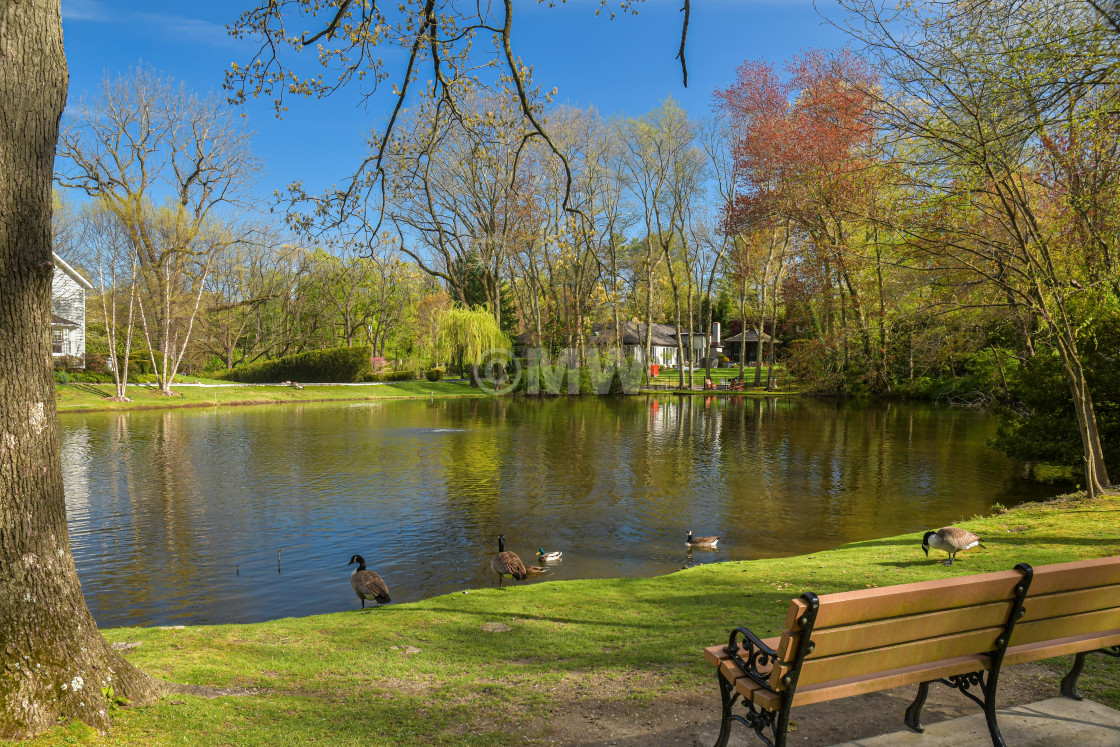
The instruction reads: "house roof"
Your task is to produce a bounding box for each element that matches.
[52,252,94,291]
[517,322,713,350]
[593,322,681,348]
[52,314,79,328]
[723,330,775,343]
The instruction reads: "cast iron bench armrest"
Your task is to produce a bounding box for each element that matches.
[725,626,780,691]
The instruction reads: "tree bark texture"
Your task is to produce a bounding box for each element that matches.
[0,1,160,737]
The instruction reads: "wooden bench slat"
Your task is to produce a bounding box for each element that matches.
[776,599,1013,661]
[1022,584,1120,623]
[784,556,1120,632]
[703,636,782,668]
[789,626,1003,688]
[1003,629,1120,667]
[719,657,776,687]
[1025,556,1120,596]
[1012,607,1120,647]
[784,570,1022,631]
[738,654,991,711]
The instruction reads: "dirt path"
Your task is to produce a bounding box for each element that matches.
[539,662,1064,746]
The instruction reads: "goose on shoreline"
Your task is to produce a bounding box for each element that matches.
[347,554,391,608]
[922,527,983,565]
[491,535,527,588]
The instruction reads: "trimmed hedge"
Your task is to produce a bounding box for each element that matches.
[425,369,443,382]
[363,370,419,382]
[215,346,373,384]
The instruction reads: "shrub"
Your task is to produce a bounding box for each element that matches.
[54,370,70,384]
[128,354,153,375]
[215,346,373,383]
[53,355,84,372]
[425,368,443,382]
[785,339,844,394]
[84,352,110,374]
[66,371,115,384]
[363,370,419,383]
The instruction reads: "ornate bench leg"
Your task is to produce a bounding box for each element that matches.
[904,681,931,733]
[905,672,1006,747]
[713,669,738,747]
[1061,652,1087,701]
[982,673,1007,747]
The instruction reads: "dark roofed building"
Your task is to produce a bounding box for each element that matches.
[722,329,776,364]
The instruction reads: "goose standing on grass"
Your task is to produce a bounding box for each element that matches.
[347,554,391,608]
[491,535,527,588]
[922,527,984,565]
[537,548,563,562]
[687,531,720,548]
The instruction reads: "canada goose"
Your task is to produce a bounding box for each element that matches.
[347,554,391,608]
[490,535,527,588]
[687,531,719,548]
[922,527,984,565]
[537,548,563,561]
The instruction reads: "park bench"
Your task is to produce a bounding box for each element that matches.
[703,555,1120,747]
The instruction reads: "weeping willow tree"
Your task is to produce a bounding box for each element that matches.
[436,304,509,387]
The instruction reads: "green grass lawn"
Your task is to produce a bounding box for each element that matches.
[22,491,1120,745]
[646,364,797,393]
[56,380,486,413]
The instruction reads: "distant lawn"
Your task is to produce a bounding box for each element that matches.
[21,490,1120,746]
[56,380,486,413]
[647,364,796,393]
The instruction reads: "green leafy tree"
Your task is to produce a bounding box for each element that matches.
[436,304,509,387]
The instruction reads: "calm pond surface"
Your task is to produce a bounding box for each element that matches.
[60,396,1061,627]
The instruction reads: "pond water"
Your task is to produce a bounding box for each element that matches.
[60,396,1061,627]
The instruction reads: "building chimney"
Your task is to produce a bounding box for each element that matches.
[711,322,721,346]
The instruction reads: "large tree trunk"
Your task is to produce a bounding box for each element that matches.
[0,1,161,737]
[737,269,748,382]
[663,243,688,389]
[1054,333,1110,497]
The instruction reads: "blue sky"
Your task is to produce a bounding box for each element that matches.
[61,0,848,202]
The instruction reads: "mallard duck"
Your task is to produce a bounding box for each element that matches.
[537,548,563,561]
[687,531,719,548]
[922,527,983,565]
[525,565,549,575]
[490,535,527,588]
[347,554,391,608]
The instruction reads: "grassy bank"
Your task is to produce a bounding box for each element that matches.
[56,380,486,413]
[56,379,802,414]
[645,365,801,394]
[22,491,1120,745]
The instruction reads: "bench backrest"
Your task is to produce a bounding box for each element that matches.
[771,568,1023,690]
[1012,556,1120,647]
[770,555,1120,692]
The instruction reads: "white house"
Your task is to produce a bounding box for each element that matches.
[592,322,722,368]
[51,252,93,367]
[515,322,727,369]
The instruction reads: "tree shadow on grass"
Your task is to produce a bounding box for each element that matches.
[848,536,1120,550]
[69,382,112,398]
[365,589,797,674]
